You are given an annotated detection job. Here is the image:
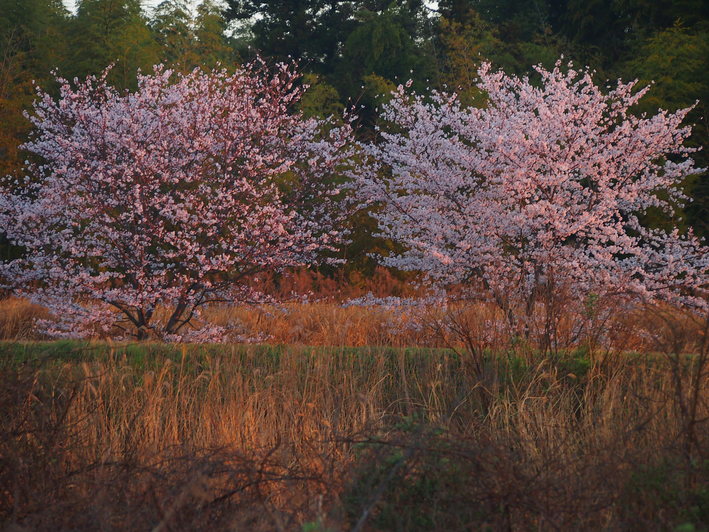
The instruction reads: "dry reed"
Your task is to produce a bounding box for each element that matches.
[1,272,707,530]
[1,336,707,530]
[2,295,702,356]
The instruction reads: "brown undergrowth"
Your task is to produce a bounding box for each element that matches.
[1,329,707,531]
[1,270,707,530]
[1,294,704,355]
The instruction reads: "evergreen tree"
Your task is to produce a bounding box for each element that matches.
[439,0,552,40]
[152,0,234,70]
[193,0,234,68]
[69,0,160,89]
[0,0,68,176]
[626,22,709,238]
[152,0,198,69]
[335,4,436,99]
[225,1,431,73]
[225,0,356,70]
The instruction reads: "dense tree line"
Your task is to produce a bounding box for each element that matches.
[1,0,707,268]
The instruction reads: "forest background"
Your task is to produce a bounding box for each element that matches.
[2,0,708,281]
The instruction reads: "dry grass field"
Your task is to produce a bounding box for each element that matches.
[1,294,708,531]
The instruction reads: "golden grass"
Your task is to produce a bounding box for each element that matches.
[1,340,707,530]
[1,286,707,529]
[3,294,704,356]
[0,297,48,340]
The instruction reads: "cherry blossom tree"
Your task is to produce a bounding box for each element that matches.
[354,60,708,346]
[0,60,353,340]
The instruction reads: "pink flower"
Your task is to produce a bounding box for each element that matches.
[1,60,355,340]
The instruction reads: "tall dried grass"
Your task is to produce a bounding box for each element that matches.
[1,335,707,530]
[2,271,707,529]
[0,297,48,340]
[2,295,702,356]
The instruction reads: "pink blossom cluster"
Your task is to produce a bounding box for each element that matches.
[353,60,708,328]
[343,292,447,310]
[343,293,448,336]
[0,60,354,340]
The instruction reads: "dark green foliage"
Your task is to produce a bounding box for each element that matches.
[151,0,196,67]
[625,22,709,238]
[225,0,360,71]
[69,0,160,89]
[335,5,435,98]
[0,0,68,175]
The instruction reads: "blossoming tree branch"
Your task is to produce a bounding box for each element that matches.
[0,60,354,340]
[353,60,708,339]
